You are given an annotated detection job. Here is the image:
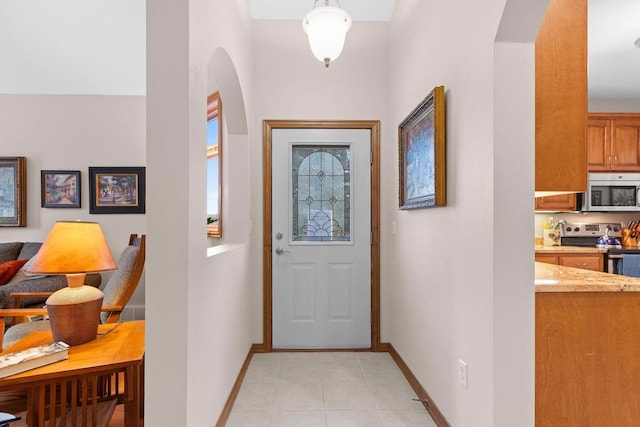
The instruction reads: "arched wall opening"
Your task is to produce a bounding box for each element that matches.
[206,47,250,247]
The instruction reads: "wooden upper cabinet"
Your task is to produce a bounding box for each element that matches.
[535,0,587,192]
[588,114,640,172]
[587,119,610,171]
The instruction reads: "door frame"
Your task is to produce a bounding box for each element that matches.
[263,120,381,352]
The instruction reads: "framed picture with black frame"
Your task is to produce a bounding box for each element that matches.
[41,170,81,208]
[89,167,146,214]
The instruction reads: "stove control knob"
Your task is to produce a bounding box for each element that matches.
[566,227,572,232]
[614,226,620,232]
[574,227,580,232]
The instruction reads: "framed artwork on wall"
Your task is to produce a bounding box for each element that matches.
[41,170,81,208]
[89,167,146,214]
[398,85,446,210]
[0,157,27,227]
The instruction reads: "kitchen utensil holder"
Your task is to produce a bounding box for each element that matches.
[543,229,561,246]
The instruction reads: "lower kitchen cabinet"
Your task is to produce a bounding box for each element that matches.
[534,193,577,211]
[537,291,640,426]
[535,253,604,272]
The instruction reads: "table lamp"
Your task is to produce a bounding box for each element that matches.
[26,221,117,346]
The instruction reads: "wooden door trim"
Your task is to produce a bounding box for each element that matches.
[262,119,381,352]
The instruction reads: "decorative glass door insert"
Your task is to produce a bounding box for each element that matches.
[291,145,350,242]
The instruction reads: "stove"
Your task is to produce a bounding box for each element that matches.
[560,222,640,275]
[560,222,621,247]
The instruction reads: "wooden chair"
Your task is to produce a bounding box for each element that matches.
[0,234,145,351]
[0,235,145,424]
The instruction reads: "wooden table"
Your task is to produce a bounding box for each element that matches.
[0,320,144,426]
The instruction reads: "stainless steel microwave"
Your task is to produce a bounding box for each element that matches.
[586,173,640,211]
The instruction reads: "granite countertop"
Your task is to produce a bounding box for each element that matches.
[534,245,608,254]
[535,262,640,292]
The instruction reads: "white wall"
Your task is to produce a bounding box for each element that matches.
[385,1,542,425]
[146,0,254,425]
[0,94,147,315]
[249,19,390,343]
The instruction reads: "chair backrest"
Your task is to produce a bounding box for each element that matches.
[100,234,145,324]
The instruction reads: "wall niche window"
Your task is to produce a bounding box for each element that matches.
[207,91,222,238]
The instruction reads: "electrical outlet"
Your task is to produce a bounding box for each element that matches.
[458,358,468,389]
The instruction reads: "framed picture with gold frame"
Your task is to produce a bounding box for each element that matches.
[0,157,27,227]
[89,167,145,214]
[398,86,446,210]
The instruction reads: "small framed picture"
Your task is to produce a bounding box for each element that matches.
[0,157,27,227]
[398,86,446,210]
[89,167,146,214]
[41,170,81,208]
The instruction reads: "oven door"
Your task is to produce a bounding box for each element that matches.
[607,253,622,274]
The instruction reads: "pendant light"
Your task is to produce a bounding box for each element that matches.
[302,0,352,67]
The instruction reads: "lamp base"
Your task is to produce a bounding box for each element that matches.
[46,296,103,346]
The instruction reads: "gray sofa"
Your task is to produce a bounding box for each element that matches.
[0,242,102,310]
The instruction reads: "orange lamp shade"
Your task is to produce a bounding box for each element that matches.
[27,221,117,275]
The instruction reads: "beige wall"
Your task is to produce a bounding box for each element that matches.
[0,94,147,316]
[589,98,640,112]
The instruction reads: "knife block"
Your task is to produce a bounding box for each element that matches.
[621,229,637,247]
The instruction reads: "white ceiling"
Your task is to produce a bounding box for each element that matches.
[588,0,640,99]
[249,0,640,100]
[0,1,637,98]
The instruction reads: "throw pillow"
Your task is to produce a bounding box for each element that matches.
[0,259,29,286]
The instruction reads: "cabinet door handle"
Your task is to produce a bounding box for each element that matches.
[614,156,618,164]
[607,156,612,164]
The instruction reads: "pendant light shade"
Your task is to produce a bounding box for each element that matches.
[302,2,352,67]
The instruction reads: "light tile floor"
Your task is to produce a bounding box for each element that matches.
[226,352,438,427]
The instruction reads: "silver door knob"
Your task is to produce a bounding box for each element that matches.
[275,247,290,255]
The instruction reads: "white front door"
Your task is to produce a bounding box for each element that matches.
[272,128,371,349]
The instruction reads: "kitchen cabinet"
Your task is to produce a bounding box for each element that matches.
[537,289,640,426]
[534,193,577,211]
[535,252,603,272]
[535,0,587,192]
[587,113,640,172]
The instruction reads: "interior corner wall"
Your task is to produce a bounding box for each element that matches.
[249,19,390,343]
[147,0,255,425]
[0,94,147,311]
[386,1,533,426]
